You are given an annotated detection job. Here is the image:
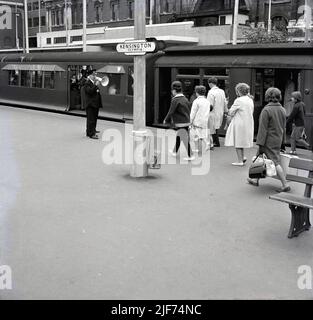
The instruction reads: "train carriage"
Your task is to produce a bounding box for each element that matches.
[154,43,313,145]
[0,51,160,125]
[0,43,313,146]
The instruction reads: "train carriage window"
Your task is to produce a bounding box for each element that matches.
[180,78,200,101]
[43,71,55,89]
[8,70,19,86]
[204,68,229,76]
[31,71,43,88]
[100,73,121,95]
[21,71,31,87]
[177,68,199,75]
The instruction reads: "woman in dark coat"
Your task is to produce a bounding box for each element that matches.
[247,87,291,192]
[163,81,194,161]
[287,91,310,154]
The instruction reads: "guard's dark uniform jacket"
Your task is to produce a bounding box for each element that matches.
[84,79,102,137]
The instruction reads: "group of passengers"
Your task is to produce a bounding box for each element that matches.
[163,78,311,193]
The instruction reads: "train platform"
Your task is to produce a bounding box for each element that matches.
[0,105,313,300]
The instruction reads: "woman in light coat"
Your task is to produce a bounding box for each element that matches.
[190,85,212,153]
[225,83,254,166]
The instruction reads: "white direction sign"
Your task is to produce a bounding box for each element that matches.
[116,40,156,56]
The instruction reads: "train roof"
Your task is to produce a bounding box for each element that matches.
[0,51,134,63]
[164,42,313,55]
[155,42,313,69]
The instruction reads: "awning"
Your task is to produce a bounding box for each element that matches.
[2,64,65,71]
[155,55,313,69]
[96,65,126,74]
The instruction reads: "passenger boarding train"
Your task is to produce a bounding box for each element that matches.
[0,43,312,142]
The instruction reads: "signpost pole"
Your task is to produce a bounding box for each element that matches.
[268,0,272,35]
[304,0,312,43]
[232,0,239,45]
[83,0,87,52]
[24,0,29,53]
[131,0,148,178]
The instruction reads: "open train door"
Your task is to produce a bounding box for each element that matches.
[67,65,83,111]
[300,69,313,150]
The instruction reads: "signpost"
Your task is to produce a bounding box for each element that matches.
[116,40,156,55]
[117,0,149,178]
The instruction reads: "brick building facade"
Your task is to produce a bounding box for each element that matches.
[1,0,311,50]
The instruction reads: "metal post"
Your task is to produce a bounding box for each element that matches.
[38,1,41,33]
[149,0,153,25]
[24,0,29,53]
[82,0,87,52]
[232,0,239,45]
[15,4,19,49]
[304,0,312,43]
[65,0,69,46]
[268,0,272,34]
[38,0,41,47]
[131,0,148,178]
[21,8,25,52]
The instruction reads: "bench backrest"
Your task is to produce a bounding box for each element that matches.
[288,158,313,198]
[289,158,313,172]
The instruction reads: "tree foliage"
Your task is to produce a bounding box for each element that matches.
[243,27,288,44]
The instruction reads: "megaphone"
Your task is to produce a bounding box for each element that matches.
[95,75,109,87]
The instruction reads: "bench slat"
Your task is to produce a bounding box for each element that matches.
[270,193,313,210]
[289,158,313,172]
[286,174,313,185]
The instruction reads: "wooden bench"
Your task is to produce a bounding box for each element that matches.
[270,158,313,238]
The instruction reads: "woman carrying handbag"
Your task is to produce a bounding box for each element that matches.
[247,87,291,193]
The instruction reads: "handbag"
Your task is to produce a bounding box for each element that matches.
[249,154,267,179]
[265,158,277,177]
[252,154,277,177]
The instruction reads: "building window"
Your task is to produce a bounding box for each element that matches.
[33,1,39,11]
[60,9,64,25]
[33,17,39,27]
[47,38,51,44]
[28,18,33,28]
[52,11,56,26]
[41,16,46,26]
[111,1,119,20]
[164,0,169,13]
[27,3,32,11]
[95,5,102,23]
[54,37,66,44]
[72,6,77,25]
[128,1,134,19]
[71,35,82,42]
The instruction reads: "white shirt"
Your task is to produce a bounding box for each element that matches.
[190,96,211,128]
[207,86,228,130]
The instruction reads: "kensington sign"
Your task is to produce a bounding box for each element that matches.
[116,40,156,56]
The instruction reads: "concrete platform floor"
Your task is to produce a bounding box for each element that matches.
[0,105,313,300]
